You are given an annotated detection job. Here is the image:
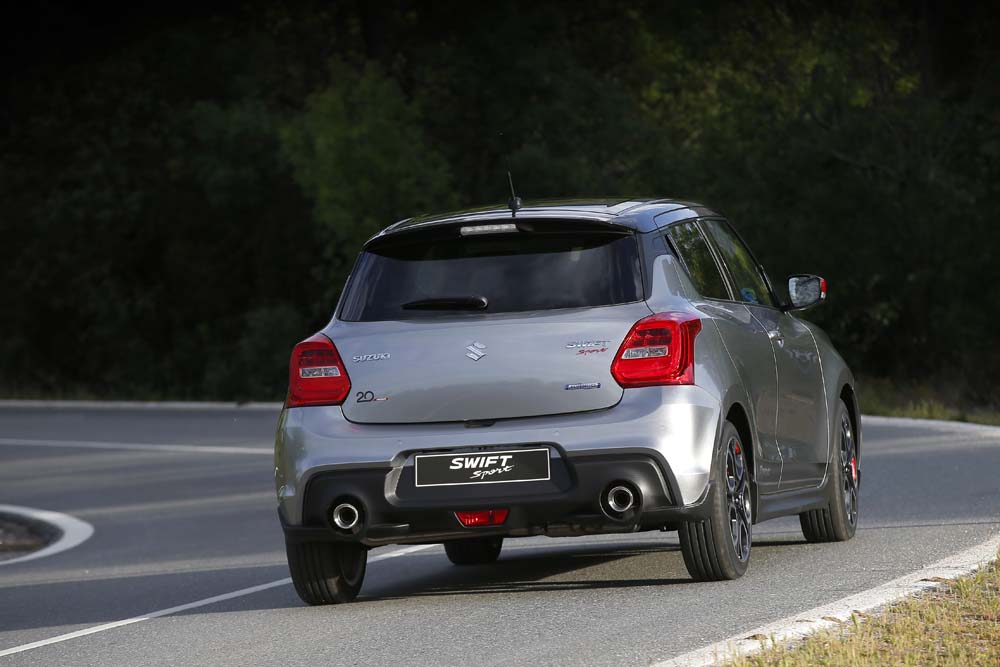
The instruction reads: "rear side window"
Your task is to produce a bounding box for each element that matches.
[665,222,730,300]
[701,219,775,307]
[339,229,642,321]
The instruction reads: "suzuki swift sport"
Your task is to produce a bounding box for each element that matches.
[274,198,861,605]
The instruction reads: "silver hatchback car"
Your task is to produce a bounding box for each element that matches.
[274,199,861,605]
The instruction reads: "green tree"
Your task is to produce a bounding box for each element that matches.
[281,64,457,306]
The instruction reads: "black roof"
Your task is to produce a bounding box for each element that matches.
[369,198,721,244]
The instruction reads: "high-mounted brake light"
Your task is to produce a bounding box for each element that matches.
[285,333,351,408]
[611,312,702,387]
[459,223,518,236]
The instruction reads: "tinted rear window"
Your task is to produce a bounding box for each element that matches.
[339,230,642,321]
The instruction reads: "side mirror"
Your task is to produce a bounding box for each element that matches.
[786,274,827,310]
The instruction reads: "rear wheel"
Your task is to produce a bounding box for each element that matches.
[444,536,504,565]
[800,399,858,542]
[679,420,752,581]
[286,540,367,605]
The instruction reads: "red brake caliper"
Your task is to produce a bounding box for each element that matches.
[850,456,858,483]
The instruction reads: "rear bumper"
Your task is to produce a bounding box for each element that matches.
[274,386,722,544]
[280,450,715,546]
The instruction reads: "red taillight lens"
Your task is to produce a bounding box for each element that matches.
[285,333,351,408]
[611,312,702,387]
[455,509,509,527]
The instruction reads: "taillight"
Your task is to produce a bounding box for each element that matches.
[285,333,351,408]
[611,312,702,387]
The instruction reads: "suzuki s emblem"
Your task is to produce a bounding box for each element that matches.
[465,341,487,361]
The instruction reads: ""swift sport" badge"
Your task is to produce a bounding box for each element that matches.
[414,448,551,487]
[565,340,610,349]
[449,454,515,480]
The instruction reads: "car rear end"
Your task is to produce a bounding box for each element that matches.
[275,216,723,549]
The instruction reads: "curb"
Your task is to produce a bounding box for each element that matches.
[0,505,95,567]
[652,531,1000,667]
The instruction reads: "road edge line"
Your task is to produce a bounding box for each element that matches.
[0,505,95,568]
[0,437,271,455]
[651,531,1000,667]
[861,414,1000,433]
[0,400,282,411]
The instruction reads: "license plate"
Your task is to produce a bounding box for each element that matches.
[414,448,551,487]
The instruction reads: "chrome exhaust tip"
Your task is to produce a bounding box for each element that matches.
[606,485,635,514]
[332,502,361,531]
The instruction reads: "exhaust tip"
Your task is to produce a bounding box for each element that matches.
[332,502,361,531]
[607,485,635,514]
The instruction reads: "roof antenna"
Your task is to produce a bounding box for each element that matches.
[500,132,522,216]
[507,170,522,216]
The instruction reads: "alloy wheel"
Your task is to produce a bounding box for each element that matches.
[726,436,752,562]
[840,413,859,526]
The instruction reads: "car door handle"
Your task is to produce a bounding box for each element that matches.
[767,330,784,346]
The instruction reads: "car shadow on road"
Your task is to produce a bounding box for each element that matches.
[358,534,816,602]
[213,536,816,612]
[751,538,812,547]
[359,540,695,602]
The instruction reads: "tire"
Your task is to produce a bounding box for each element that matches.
[679,420,753,581]
[444,536,504,565]
[286,540,367,605]
[799,399,859,543]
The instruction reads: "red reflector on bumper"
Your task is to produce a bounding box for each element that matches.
[455,509,509,527]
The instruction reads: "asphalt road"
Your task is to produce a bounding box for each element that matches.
[0,406,998,666]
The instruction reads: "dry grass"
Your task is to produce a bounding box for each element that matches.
[726,551,1000,667]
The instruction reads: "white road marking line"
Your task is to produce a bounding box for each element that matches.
[651,531,1000,667]
[0,506,94,567]
[0,544,437,658]
[370,543,437,560]
[0,400,282,411]
[0,552,289,588]
[70,491,275,518]
[861,414,1000,434]
[870,433,1000,449]
[0,579,291,658]
[0,437,271,455]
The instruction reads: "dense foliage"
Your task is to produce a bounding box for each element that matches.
[2,1,998,402]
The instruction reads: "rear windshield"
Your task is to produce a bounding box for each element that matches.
[339,229,642,321]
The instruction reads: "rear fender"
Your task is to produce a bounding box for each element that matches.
[802,321,860,476]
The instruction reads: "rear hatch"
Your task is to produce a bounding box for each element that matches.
[332,218,649,424]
